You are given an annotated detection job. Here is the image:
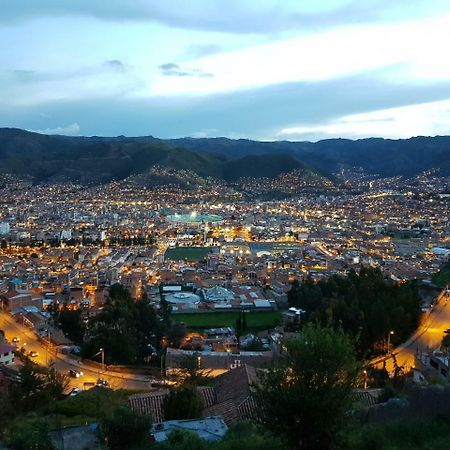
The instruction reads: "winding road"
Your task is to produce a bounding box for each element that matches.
[0,311,152,391]
[372,288,450,373]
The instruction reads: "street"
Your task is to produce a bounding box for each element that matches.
[0,311,152,391]
[373,289,450,373]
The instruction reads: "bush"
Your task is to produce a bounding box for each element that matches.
[163,386,203,420]
[4,419,54,450]
[102,406,151,450]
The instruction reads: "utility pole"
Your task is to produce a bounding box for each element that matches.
[100,347,105,371]
[46,329,51,365]
[387,330,394,354]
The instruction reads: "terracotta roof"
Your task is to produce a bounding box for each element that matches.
[128,390,168,423]
[214,364,257,404]
[128,386,216,423]
[128,365,259,425]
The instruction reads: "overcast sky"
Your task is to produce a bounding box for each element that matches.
[1,0,450,141]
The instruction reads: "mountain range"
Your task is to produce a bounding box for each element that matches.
[0,128,449,184]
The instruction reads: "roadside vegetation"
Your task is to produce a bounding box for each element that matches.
[432,261,450,288]
[288,267,421,355]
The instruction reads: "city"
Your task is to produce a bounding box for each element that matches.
[2,1,450,449]
[0,164,450,448]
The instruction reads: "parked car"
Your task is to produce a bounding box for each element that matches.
[12,336,20,344]
[68,369,84,378]
[69,388,81,397]
[96,378,109,387]
[28,350,39,358]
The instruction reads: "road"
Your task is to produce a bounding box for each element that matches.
[372,288,450,373]
[0,311,152,391]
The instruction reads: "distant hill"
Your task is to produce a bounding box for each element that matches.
[0,128,448,183]
[0,128,327,184]
[167,136,450,177]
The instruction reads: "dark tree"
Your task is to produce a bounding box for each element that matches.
[57,307,85,344]
[287,267,421,355]
[256,323,360,449]
[102,406,151,450]
[163,386,204,420]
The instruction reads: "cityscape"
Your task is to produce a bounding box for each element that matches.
[1,1,450,450]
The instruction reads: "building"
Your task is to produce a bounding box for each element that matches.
[415,349,450,381]
[1,289,42,311]
[165,348,273,372]
[202,286,235,303]
[129,365,258,425]
[0,222,10,235]
[0,343,15,365]
[150,417,228,442]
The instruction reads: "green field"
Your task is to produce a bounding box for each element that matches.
[173,311,282,329]
[164,246,214,262]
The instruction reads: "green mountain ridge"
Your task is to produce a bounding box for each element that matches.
[0,128,327,184]
[0,128,448,183]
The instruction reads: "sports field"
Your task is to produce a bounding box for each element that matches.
[164,246,214,262]
[172,311,282,329]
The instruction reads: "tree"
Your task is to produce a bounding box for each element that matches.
[57,307,85,344]
[11,361,69,411]
[12,360,46,410]
[163,386,204,420]
[256,323,360,449]
[215,422,286,450]
[442,334,450,354]
[153,429,207,450]
[4,420,54,450]
[43,364,69,399]
[166,321,187,348]
[102,406,151,450]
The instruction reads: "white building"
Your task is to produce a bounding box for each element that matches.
[0,343,15,365]
[60,229,72,241]
[202,286,235,303]
[0,222,10,235]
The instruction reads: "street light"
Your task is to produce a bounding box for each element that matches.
[100,347,105,371]
[363,370,368,389]
[387,330,394,354]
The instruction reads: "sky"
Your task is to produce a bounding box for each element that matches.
[1,0,450,141]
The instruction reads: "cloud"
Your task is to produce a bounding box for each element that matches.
[1,0,448,34]
[104,59,126,72]
[277,99,450,141]
[190,129,220,138]
[34,123,81,135]
[185,43,222,58]
[158,62,213,78]
[0,60,142,106]
[5,70,450,141]
[151,13,450,97]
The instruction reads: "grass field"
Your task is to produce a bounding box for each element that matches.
[173,311,282,329]
[164,246,214,262]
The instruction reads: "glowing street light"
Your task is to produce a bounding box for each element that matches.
[387,330,394,354]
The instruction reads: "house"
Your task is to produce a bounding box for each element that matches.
[129,364,259,425]
[415,349,450,381]
[1,289,42,311]
[150,416,228,442]
[0,343,15,365]
[0,364,19,394]
[20,311,49,333]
